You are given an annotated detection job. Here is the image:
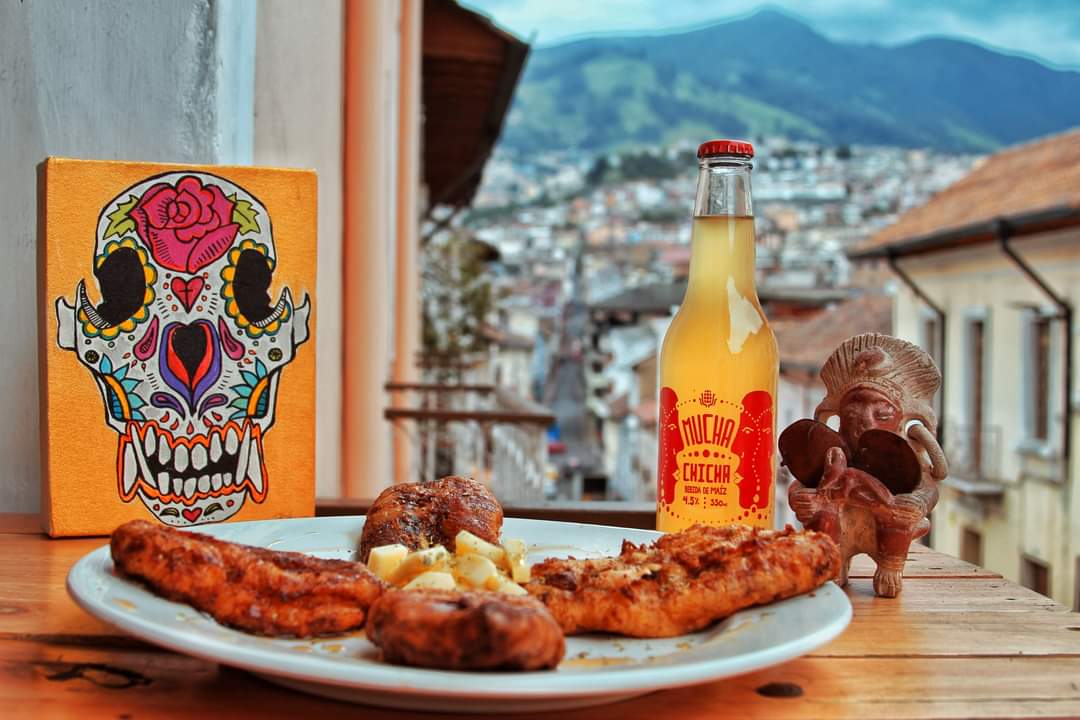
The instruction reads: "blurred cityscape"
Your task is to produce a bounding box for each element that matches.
[424,139,977,505]
[397,1,1080,609]
[473,140,976,298]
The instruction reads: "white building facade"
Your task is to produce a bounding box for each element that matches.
[850,129,1080,608]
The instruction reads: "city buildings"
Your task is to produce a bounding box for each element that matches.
[464,138,971,503]
[849,128,1080,609]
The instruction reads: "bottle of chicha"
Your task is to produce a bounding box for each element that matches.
[656,139,779,532]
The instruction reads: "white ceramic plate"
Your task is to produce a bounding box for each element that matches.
[68,516,851,713]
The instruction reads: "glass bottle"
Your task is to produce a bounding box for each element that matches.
[656,140,778,532]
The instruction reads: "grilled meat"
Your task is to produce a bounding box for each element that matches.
[359,476,503,562]
[527,524,840,638]
[111,519,385,637]
[367,589,565,671]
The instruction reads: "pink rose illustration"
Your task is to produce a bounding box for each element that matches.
[131,175,239,274]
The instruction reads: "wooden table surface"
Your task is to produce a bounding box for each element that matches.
[3,512,1080,719]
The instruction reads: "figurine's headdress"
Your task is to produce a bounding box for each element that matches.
[815,333,941,432]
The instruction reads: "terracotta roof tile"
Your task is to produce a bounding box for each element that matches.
[774,293,893,372]
[851,129,1080,255]
[609,393,631,419]
[591,281,852,315]
[634,399,657,426]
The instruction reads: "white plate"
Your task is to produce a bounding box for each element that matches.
[67,516,851,713]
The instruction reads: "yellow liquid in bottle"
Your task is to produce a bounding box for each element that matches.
[656,215,778,532]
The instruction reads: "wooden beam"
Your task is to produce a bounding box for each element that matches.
[384,407,555,425]
[390,0,424,494]
[385,382,495,393]
[341,0,395,498]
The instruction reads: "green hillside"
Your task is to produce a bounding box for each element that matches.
[501,10,1080,154]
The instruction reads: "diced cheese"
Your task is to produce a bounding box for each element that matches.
[493,576,528,595]
[373,535,530,595]
[501,538,531,583]
[455,530,506,565]
[403,571,457,591]
[366,543,409,581]
[454,553,502,590]
[392,546,451,584]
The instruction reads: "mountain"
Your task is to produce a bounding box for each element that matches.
[500,9,1080,154]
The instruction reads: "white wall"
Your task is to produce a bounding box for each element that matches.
[891,228,1080,607]
[0,0,256,512]
[895,231,1080,482]
[253,0,345,497]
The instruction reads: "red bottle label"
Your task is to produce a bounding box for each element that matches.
[657,387,775,529]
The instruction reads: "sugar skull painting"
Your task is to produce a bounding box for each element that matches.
[51,168,312,530]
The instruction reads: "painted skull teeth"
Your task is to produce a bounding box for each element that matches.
[55,171,311,528]
[120,420,266,506]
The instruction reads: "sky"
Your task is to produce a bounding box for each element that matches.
[461,0,1080,70]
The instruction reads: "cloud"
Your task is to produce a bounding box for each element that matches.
[460,0,1080,69]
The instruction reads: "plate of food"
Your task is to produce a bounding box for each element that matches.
[67,477,851,713]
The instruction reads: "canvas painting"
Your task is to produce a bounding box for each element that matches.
[39,158,317,536]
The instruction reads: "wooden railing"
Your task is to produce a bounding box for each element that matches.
[384,382,555,502]
[412,351,494,385]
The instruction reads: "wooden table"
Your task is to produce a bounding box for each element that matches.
[3,512,1080,719]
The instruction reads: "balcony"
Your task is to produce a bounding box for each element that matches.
[384,379,555,503]
[942,423,1005,498]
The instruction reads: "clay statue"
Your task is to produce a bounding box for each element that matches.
[782,333,948,597]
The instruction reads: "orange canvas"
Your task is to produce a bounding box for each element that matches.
[39,158,317,536]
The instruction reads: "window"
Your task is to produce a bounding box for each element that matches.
[922,314,941,363]
[960,527,982,566]
[583,474,607,499]
[965,317,987,475]
[921,313,942,416]
[1026,314,1052,442]
[1021,555,1050,597]
[1075,557,1080,612]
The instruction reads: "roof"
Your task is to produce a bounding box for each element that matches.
[634,399,657,427]
[850,129,1080,259]
[608,393,631,420]
[590,280,853,316]
[591,281,686,315]
[422,0,529,208]
[774,293,893,373]
[656,246,692,269]
[605,325,658,369]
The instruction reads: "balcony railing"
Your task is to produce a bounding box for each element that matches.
[944,422,1002,482]
[414,350,494,385]
[385,381,555,503]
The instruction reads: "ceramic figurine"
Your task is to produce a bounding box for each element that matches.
[781,333,948,597]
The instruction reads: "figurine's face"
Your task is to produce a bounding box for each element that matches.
[839,387,901,447]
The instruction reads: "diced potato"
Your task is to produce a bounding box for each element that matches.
[366,543,409,581]
[454,530,506,565]
[492,576,528,595]
[454,553,502,591]
[392,546,450,584]
[404,571,457,591]
[501,538,531,583]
